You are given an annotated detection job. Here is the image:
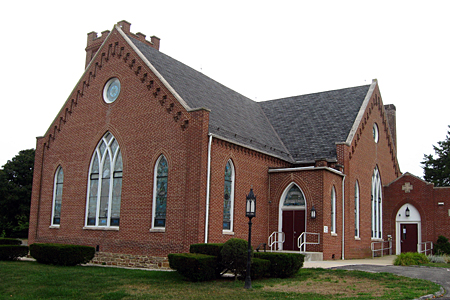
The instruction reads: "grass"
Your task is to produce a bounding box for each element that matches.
[0,260,441,300]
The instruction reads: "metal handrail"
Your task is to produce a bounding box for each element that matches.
[371,240,392,258]
[418,241,433,255]
[268,232,285,251]
[297,232,320,252]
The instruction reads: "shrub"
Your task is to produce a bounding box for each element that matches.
[434,235,450,255]
[220,238,251,279]
[394,252,429,266]
[0,238,22,245]
[427,254,450,263]
[249,257,271,279]
[254,252,304,278]
[0,245,28,260]
[190,243,224,277]
[168,253,217,282]
[29,243,95,266]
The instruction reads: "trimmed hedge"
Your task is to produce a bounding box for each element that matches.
[0,238,22,245]
[435,235,450,255]
[254,252,304,278]
[221,238,251,278]
[249,257,271,279]
[168,253,217,282]
[0,245,29,261]
[30,243,95,266]
[190,243,224,277]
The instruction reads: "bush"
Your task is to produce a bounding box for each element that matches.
[249,257,271,279]
[168,253,217,282]
[220,238,251,279]
[254,252,304,278]
[0,245,28,260]
[190,243,224,277]
[0,238,22,245]
[30,243,95,266]
[434,235,450,255]
[394,252,429,266]
[427,253,450,263]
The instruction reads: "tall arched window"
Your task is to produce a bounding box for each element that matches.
[371,167,382,239]
[86,132,123,227]
[51,166,64,226]
[331,186,336,234]
[153,155,168,228]
[354,180,360,238]
[223,160,235,232]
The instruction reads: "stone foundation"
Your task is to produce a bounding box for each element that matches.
[89,252,170,270]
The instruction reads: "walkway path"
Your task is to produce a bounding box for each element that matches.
[304,256,449,299]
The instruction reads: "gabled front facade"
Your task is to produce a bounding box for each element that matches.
[29,21,416,268]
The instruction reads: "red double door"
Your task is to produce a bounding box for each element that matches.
[282,210,305,251]
[400,223,418,253]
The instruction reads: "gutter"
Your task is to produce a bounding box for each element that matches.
[204,134,212,243]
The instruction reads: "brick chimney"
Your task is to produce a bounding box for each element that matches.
[85,20,160,69]
[384,104,397,154]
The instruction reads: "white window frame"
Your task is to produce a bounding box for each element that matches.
[50,166,64,227]
[354,180,360,239]
[331,186,336,234]
[84,132,122,229]
[371,167,383,239]
[222,159,235,234]
[151,155,168,231]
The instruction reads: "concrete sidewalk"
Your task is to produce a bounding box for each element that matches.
[303,255,396,268]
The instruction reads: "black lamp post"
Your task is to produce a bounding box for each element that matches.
[244,188,256,289]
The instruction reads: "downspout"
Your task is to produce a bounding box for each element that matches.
[204,134,213,243]
[341,175,346,260]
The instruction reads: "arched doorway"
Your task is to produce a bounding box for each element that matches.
[278,183,307,251]
[395,203,421,254]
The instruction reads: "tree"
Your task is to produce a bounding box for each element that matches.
[0,149,35,237]
[422,126,450,187]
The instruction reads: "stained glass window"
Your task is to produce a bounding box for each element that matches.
[371,167,382,238]
[86,132,122,227]
[153,155,168,228]
[331,186,336,233]
[223,160,234,231]
[52,166,64,225]
[283,185,305,207]
[354,181,360,237]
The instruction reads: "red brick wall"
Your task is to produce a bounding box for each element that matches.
[29,29,210,256]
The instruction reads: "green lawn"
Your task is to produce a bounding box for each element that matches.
[0,261,441,299]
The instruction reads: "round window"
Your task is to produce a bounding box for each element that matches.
[373,123,379,143]
[103,78,121,103]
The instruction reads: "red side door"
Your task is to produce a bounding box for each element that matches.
[400,223,418,253]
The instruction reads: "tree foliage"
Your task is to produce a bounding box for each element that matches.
[0,149,35,237]
[422,126,450,186]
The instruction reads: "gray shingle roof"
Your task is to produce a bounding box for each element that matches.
[259,85,371,162]
[128,35,370,164]
[129,37,292,161]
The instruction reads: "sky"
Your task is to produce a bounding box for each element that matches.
[1,0,449,178]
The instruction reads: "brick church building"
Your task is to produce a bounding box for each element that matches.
[28,21,450,266]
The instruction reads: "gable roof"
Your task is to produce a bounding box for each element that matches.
[259,85,371,163]
[127,34,292,161]
[121,25,373,164]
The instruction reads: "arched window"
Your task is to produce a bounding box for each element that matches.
[331,186,336,234]
[51,166,64,226]
[223,160,235,232]
[153,155,168,228]
[354,180,360,238]
[371,167,382,238]
[86,132,123,227]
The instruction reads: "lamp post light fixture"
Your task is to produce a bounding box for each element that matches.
[310,205,316,219]
[405,206,410,217]
[244,188,256,289]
